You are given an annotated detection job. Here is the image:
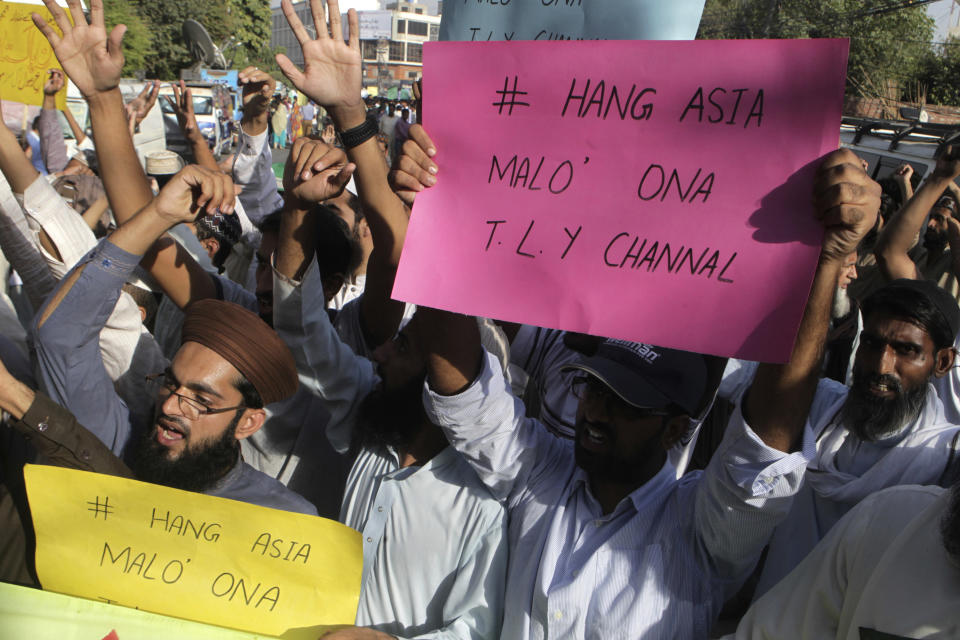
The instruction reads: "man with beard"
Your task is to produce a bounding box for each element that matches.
[268,2,507,636]
[405,132,880,636]
[753,277,960,598]
[32,163,315,515]
[29,0,356,517]
[724,478,960,638]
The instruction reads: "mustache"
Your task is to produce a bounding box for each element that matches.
[856,373,904,395]
[578,418,615,440]
[157,414,190,436]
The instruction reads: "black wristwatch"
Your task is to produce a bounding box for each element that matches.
[337,115,379,149]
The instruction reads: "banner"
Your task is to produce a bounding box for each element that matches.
[0,582,273,640]
[26,465,362,637]
[393,39,849,362]
[440,0,706,42]
[0,1,68,109]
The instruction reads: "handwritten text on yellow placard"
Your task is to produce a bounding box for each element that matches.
[0,2,68,109]
[25,465,362,636]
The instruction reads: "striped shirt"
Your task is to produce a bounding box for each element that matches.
[426,352,814,640]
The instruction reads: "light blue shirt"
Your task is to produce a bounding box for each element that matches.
[425,351,815,640]
[273,256,507,639]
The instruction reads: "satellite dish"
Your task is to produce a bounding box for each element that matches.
[182,20,228,70]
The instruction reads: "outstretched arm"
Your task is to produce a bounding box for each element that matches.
[38,68,69,173]
[237,66,274,138]
[171,80,218,171]
[745,149,880,451]
[875,147,960,280]
[33,0,153,230]
[277,0,409,348]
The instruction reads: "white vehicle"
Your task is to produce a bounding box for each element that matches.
[159,83,229,158]
[59,80,166,168]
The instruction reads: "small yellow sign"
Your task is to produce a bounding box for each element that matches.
[25,464,362,637]
[0,1,68,109]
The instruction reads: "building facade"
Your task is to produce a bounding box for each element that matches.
[270,0,440,94]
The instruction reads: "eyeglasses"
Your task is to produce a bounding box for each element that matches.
[145,371,245,421]
[571,375,672,422]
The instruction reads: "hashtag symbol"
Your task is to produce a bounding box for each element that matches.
[87,496,115,520]
[492,75,530,115]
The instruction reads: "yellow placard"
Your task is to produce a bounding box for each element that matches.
[24,464,362,637]
[0,581,276,639]
[0,1,68,109]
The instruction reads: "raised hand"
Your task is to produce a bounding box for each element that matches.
[171,80,200,140]
[126,80,159,126]
[283,137,355,205]
[43,68,65,95]
[814,149,881,263]
[933,145,960,181]
[275,0,363,115]
[238,66,276,112]
[32,0,125,98]
[894,163,913,184]
[389,124,437,207]
[152,165,236,225]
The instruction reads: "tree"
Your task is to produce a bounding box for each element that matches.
[915,38,960,106]
[102,0,152,77]
[698,0,935,97]
[132,0,232,79]
[225,0,273,70]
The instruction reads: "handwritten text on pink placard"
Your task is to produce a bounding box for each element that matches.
[393,39,849,362]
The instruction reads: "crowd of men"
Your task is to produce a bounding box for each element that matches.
[0,0,958,637]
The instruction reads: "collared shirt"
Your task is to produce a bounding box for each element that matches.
[0,173,56,312]
[274,256,507,639]
[425,352,814,640]
[33,239,317,516]
[19,175,168,428]
[343,445,507,639]
[329,273,366,312]
[727,485,958,640]
[754,377,960,598]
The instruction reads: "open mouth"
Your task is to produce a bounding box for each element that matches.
[579,423,611,451]
[864,376,900,399]
[156,419,187,444]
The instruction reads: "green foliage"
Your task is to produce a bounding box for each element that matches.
[102,0,151,77]
[915,38,960,106]
[226,0,273,69]
[698,0,935,97]
[132,0,232,79]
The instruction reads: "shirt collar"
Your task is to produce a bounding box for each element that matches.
[574,458,678,517]
[385,445,457,481]
[204,453,244,492]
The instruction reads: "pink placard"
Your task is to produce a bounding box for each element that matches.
[393,39,849,362]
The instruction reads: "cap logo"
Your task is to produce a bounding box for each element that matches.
[607,339,661,365]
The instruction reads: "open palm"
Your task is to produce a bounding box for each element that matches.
[275,0,363,110]
[32,0,125,98]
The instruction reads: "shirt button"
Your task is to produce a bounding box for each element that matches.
[37,421,48,432]
[366,537,373,543]
[377,506,383,512]
[80,449,91,460]
[595,521,602,528]
[554,611,563,620]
